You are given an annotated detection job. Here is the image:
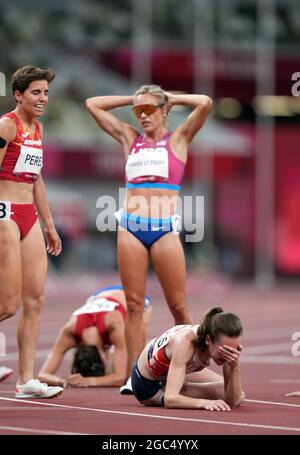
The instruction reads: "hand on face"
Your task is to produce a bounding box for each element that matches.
[217,344,243,368]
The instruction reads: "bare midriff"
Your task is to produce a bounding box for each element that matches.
[0,180,34,204]
[123,187,179,219]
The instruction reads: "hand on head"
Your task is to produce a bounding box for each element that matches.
[162,91,173,112]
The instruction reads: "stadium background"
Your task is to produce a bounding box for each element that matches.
[1,0,300,438]
[0,0,299,283]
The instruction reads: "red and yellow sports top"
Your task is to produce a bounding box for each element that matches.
[0,112,43,184]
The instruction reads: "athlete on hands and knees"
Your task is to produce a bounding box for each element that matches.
[0,65,63,398]
[131,307,245,410]
[38,285,152,389]
[86,85,213,391]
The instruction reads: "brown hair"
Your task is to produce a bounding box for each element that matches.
[134,84,168,105]
[12,65,55,94]
[71,345,105,377]
[193,307,243,352]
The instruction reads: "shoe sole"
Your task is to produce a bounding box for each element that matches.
[120,389,134,395]
[15,389,64,399]
[0,372,13,383]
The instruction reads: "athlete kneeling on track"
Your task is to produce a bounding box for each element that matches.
[131,307,245,411]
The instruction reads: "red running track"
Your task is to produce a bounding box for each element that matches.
[0,273,300,436]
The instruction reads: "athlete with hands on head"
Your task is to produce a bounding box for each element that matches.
[86,84,213,385]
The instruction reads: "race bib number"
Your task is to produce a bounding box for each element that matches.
[151,331,171,358]
[150,325,190,359]
[13,145,43,176]
[0,201,12,220]
[73,297,118,316]
[126,147,169,181]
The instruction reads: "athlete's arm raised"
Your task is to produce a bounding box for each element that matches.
[166,92,213,163]
[86,95,138,156]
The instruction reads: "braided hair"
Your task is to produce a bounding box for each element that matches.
[193,307,243,352]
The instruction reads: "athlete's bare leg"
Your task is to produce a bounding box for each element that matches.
[150,233,192,324]
[0,221,22,321]
[17,220,47,384]
[118,228,149,377]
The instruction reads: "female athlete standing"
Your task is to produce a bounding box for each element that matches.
[86,85,212,381]
[0,65,63,398]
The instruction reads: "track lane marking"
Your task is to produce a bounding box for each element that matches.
[0,396,300,433]
[0,425,89,435]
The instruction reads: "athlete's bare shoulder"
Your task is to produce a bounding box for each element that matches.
[0,115,16,129]
[0,116,17,142]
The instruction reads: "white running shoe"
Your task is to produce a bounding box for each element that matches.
[15,379,64,399]
[120,377,133,395]
[0,366,13,382]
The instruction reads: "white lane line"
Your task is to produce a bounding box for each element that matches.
[0,350,49,361]
[0,406,63,412]
[1,349,74,361]
[245,327,300,341]
[241,355,299,364]
[245,399,300,408]
[269,379,300,384]
[0,425,89,435]
[0,397,299,433]
[3,396,299,410]
[243,342,292,355]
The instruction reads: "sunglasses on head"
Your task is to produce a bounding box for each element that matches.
[132,103,165,118]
